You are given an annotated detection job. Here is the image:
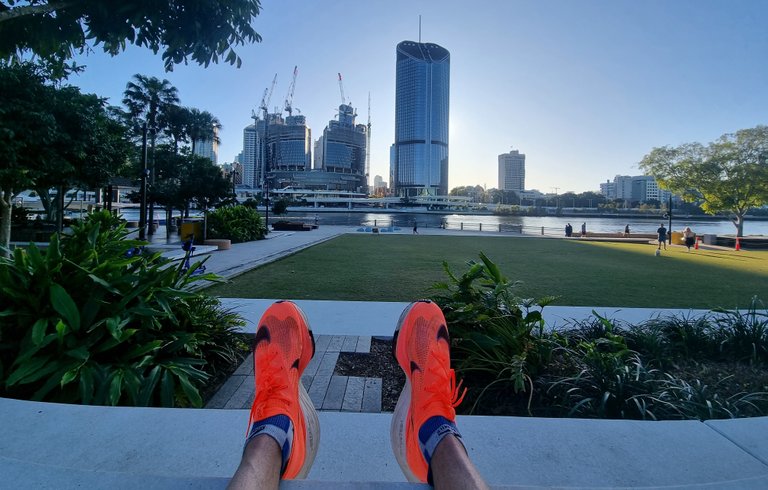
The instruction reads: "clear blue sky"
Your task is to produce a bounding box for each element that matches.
[69,0,768,194]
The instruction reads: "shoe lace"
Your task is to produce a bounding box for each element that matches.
[252,347,291,417]
[423,347,467,412]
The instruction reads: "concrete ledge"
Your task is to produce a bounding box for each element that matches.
[2,396,768,489]
[204,239,231,250]
[218,299,715,336]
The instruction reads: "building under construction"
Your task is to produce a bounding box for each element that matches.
[241,70,369,193]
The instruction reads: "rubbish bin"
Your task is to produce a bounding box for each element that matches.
[180,220,202,243]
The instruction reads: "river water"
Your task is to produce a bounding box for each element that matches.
[112,208,768,236]
[283,211,768,236]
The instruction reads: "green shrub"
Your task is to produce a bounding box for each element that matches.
[434,253,768,420]
[713,297,768,363]
[431,252,556,412]
[207,205,266,243]
[0,211,245,407]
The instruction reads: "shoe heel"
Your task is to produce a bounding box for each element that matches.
[296,382,320,479]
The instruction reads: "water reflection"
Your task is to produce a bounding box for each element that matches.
[285,211,768,236]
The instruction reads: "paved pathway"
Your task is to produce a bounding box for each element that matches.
[207,334,382,413]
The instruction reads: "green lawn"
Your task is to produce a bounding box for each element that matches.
[205,235,768,309]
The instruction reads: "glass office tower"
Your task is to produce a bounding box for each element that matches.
[392,41,450,197]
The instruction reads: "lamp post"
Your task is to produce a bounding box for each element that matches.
[667,194,673,244]
[138,122,148,240]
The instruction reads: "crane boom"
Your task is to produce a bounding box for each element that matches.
[262,74,277,117]
[284,66,298,117]
[338,73,346,105]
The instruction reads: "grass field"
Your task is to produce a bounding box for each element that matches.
[205,235,768,309]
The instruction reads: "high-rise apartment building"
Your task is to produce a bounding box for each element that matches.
[242,124,259,188]
[193,126,219,164]
[391,40,450,197]
[498,150,526,192]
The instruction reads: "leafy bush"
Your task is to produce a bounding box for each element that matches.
[713,297,768,363]
[207,205,266,243]
[0,211,245,407]
[432,253,555,412]
[433,254,768,420]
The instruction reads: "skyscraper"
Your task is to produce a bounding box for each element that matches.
[193,126,219,164]
[498,150,526,192]
[316,103,368,192]
[392,40,450,197]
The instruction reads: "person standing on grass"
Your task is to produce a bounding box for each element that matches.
[624,224,630,237]
[565,223,572,237]
[581,222,587,237]
[683,226,696,251]
[657,223,668,250]
[413,222,419,235]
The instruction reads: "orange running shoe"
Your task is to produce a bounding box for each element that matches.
[390,300,466,483]
[246,300,319,479]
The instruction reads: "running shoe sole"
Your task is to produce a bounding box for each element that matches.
[390,300,430,483]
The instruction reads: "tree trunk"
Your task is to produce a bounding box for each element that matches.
[56,185,65,233]
[732,213,745,237]
[166,207,172,239]
[0,188,13,258]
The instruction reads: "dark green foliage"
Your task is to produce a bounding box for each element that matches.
[0,0,263,72]
[0,211,245,407]
[713,297,768,363]
[432,253,556,411]
[272,198,289,216]
[433,253,768,420]
[207,205,266,243]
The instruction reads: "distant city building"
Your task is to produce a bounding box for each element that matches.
[391,40,450,197]
[498,150,525,192]
[193,126,218,164]
[242,124,258,188]
[600,174,678,203]
[315,103,368,192]
[269,114,312,173]
[373,174,388,196]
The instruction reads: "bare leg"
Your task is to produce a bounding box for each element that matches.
[431,435,489,490]
[228,435,282,490]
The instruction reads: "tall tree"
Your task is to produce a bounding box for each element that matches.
[0,62,131,253]
[185,108,222,155]
[122,74,179,234]
[0,0,263,72]
[639,126,768,237]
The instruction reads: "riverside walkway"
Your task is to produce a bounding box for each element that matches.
[2,225,767,488]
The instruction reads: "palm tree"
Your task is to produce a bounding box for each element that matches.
[185,108,222,155]
[122,74,179,235]
[161,105,191,154]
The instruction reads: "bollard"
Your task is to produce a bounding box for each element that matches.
[735,237,741,251]
[479,223,482,231]
[499,224,502,232]
[541,226,544,235]
[461,222,464,230]
[374,219,377,227]
[695,236,700,250]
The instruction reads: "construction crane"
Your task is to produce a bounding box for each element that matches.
[284,65,298,117]
[338,73,346,106]
[366,92,371,184]
[260,73,277,119]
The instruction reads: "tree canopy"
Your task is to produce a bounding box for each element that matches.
[639,125,768,236]
[0,0,263,71]
[0,62,132,253]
